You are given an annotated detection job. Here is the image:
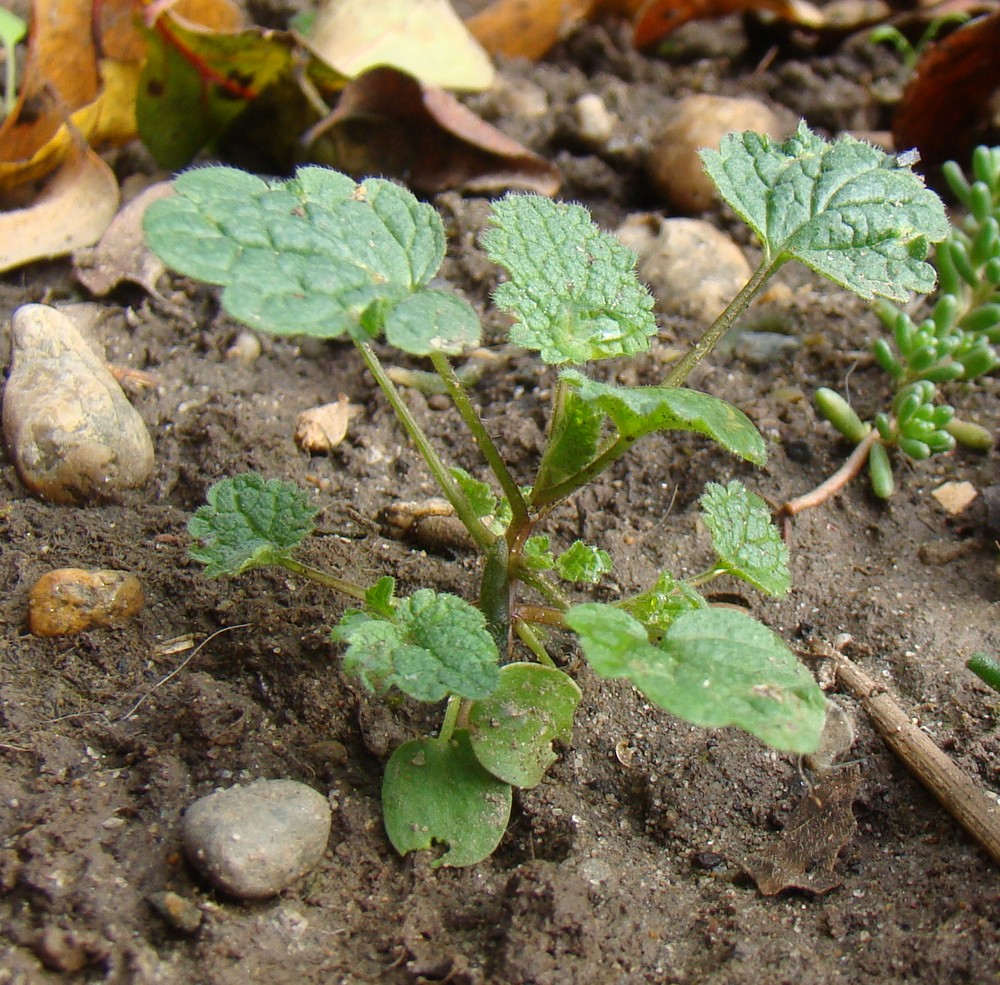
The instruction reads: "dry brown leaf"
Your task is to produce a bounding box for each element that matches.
[308,0,494,91]
[74,182,175,296]
[742,765,860,896]
[0,0,244,192]
[0,142,119,273]
[466,0,820,58]
[893,10,1000,170]
[306,67,560,195]
[466,0,599,59]
[294,395,356,454]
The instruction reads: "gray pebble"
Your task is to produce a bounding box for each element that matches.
[2,304,154,504]
[731,331,801,366]
[182,779,331,900]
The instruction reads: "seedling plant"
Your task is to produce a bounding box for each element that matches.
[789,144,1000,512]
[145,122,947,866]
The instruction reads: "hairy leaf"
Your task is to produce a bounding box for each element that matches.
[700,481,790,596]
[188,473,317,578]
[333,589,499,702]
[566,604,826,753]
[468,663,581,787]
[144,166,480,353]
[560,370,767,465]
[619,571,708,637]
[383,732,512,867]
[555,540,613,583]
[482,194,657,364]
[702,122,949,301]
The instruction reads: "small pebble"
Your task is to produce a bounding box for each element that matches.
[147,891,203,934]
[28,568,145,637]
[647,95,785,213]
[931,480,977,516]
[574,93,615,145]
[225,329,262,364]
[731,331,801,366]
[2,303,154,504]
[617,214,751,324]
[182,779,332,900]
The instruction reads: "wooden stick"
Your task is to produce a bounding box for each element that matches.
[808,638,1000,864]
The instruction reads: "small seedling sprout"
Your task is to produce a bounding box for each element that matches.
[145,123,948,866]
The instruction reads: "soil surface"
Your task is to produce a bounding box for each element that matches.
[2,5,1000,984]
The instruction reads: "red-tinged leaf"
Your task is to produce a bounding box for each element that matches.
[304,66,560,196]
[138,12,296,170]
[630,0,822,47]
[893,10,1000,170]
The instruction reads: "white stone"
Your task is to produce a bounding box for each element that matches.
[182,779,332,900]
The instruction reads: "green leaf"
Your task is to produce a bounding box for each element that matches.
[482,194,657,364]
[521,536,555,572]
[555,541,613,583]
[700,481,790,596]
[365,576,397,618]
[566,604,826,754]
[560,370,767,465]
[138,18,295,171]
[332,589,499,702]
[382,732,512,867]
[535,382,606,491]
[449,467,500,523]
[701,122,949,301]
[619,571,707,637]
[468,663,581,787]
[188,473,317,577]
[144,167,480,354]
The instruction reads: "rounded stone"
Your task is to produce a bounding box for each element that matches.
[28,568,145,637]
[616,214,752,324]
[182,779,332,900]
[647,95,785,213]
[2,303,154,504]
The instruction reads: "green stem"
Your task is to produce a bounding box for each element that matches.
[531,433,632,509]
[278,557,369,602]
[429,352,530,531]
[437,695,463,743]
[355,341,494,552]
[511,566,572,610]
[686,566,726,588]
[514,604,568,629]
[513,619,558,667]
[664,257,783,388]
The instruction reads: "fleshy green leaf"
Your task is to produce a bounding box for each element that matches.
[559,370,767,465]
[701,122,949,301]
[700,481,790,596]
[144,166,480,353]
[566,604,826,754]
[382,732,512,867]
[188,473,317,577]
[482,194,656,364]
[468,663,581,787]
[555,541,613,583]
[619,571,707,637]
[332,589,499,702]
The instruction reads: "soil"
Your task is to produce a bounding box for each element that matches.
[2,6,1000,984]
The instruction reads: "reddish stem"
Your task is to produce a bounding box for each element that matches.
[781,430,878,518]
